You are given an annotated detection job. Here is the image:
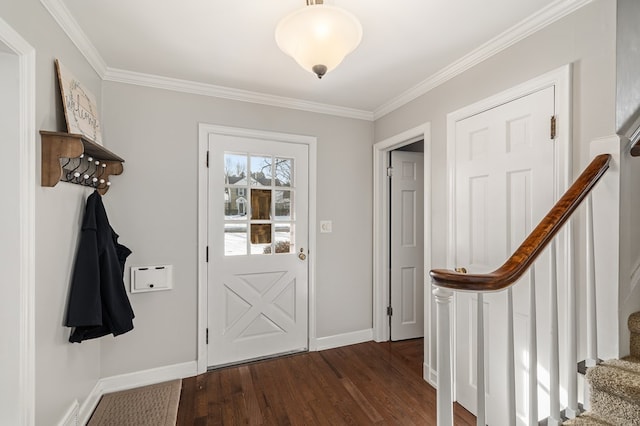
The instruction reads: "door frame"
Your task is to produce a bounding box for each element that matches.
[372,122,431,347]
[445,65,572,400]
[197,123,317,374]
[0,16,36,426]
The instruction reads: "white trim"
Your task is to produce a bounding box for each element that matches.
[38,0,107,77]
[372,123,432,344]
[78,361,197,425]
[56,400,78,426]
[0,16,36,426]
[104,68,373,121]
[373,0,592,119]
[197,123,318,373]
[426,366,438,388]
[314,329,373,351]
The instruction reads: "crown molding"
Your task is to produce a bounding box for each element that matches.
[41,0,592,122]
[39,0,107,77]
[373,0,594,120]
[103,67,374,121]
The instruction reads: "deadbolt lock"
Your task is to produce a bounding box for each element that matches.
[298,248,306,261]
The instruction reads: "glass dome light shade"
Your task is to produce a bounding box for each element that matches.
[275,4,363,78]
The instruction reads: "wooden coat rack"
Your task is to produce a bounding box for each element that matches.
[40,131,124,195]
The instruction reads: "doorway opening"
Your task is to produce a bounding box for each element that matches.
[0,20,36,424]
[388,142,424,341]
[372,122,431,378]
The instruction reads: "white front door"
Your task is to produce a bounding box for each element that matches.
[390,150,424,341]
[452,86,556,424]
[207,134,309,367]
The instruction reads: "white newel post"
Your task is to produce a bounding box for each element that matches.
[476,294,486,426]
[434,286,454,426]
[528,267,539,426]
[506,288,516,425]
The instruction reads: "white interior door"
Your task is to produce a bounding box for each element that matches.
[390,150,424,341]
[452,86,556,424]
[207,134,309,367]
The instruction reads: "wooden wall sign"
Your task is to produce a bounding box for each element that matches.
[55,59,103,145]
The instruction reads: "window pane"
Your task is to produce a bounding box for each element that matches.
[275,190,292,220]
[251,223,271,254]
[251,156,272,186]
[250,224,272,244]
[275,158,293,187]
[275,223,293,254]
[225,187,248,219]
[225,223,247,256]
[224,153,247,183]
[251,189,272,220]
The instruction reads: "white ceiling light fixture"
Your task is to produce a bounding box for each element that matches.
[275,0,363,79]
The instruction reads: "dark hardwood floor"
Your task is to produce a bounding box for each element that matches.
[177,339,475,425]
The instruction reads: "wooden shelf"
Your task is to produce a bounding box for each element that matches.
[40,131,125,195]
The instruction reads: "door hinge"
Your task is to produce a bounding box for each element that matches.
[206,151,210,168]
[550,115,557,140]
[206,246,209,262]
[386,167,393,177]
[387,306,393,316]
[206,328,209,344]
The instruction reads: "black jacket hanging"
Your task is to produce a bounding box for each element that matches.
[65,190,134,343]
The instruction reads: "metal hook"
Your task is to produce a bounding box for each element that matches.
[65,155,84,181]
[96,179,110,191]
[77,157,91,185]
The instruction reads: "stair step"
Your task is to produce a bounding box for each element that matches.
[587,361,640,401]
[628,311,640,334]
[563,413,612,425]
[586,358,640,425]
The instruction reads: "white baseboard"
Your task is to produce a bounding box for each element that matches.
[57,399,79,426]
[78,361,197,425]
[314,328,373,351]
[424,364,438,388]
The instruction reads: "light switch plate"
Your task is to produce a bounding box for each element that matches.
[320,220,332,233]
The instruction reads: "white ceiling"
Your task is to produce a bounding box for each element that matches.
[55,0,587,117]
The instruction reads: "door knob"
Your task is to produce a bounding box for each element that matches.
[298,248,306,261]
[455,267,467,274]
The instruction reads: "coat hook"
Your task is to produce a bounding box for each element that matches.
[65,157,83,181]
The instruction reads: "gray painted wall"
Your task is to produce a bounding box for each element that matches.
[100,83,374,376]
[616,0,640,134]
[0,49,21,426]
[0,0,105,423]
[375,0,617,363]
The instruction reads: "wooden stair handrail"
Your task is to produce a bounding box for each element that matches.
[430,153,612,292]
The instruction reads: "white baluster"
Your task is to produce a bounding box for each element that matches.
[507,288,516,425]
[586,194,598,368]
[434,287,454,426]
[549,240,561,426]
[476,294,485,426]
[566,220,579,418]
[584,194,598,411]
[528,267,539,426]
